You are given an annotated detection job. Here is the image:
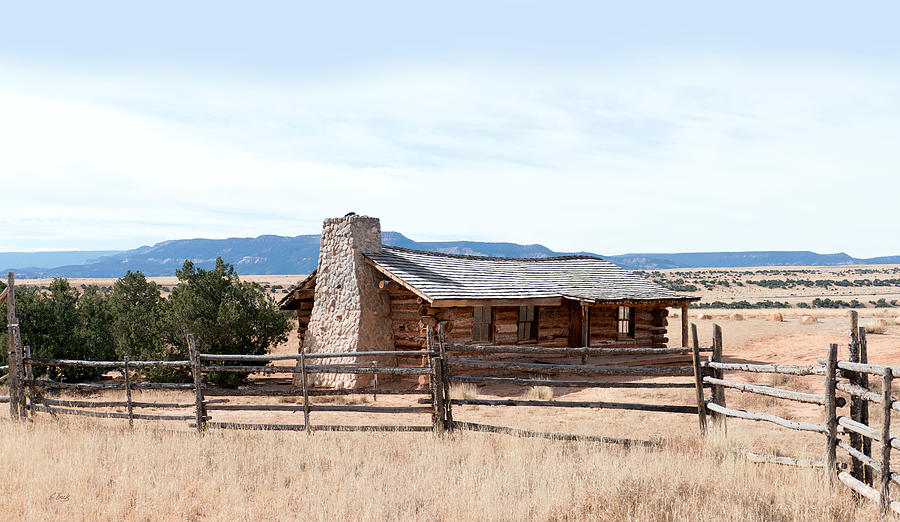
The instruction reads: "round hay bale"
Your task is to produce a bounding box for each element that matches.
[801,315,818,325]
[875,319,889,328]
[895,315,900,326]
[770,313,784,322]
[729,313,744,321]
[697,313,713,320]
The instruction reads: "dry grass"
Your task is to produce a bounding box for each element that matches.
[0,418,876,521]
[865,321,889,335]
[523,385,554,401]
[450,382,478,400]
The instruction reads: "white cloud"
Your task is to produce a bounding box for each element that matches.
[1,56,899,257]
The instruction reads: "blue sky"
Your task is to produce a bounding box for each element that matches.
[2,2,899,257]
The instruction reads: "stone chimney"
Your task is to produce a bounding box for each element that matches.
[300,214,395,388]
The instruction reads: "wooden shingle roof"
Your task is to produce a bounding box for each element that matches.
[365,246,698,307]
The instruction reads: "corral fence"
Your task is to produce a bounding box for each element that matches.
[695,311,900,516]
[11,337,437,434]
[3,271,899,512]
[433,323,714,445]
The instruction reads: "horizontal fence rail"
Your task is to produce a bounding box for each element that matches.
[702,376,828,405]
[449,398,698,414]
[705,401,826,433]
[449,375,702,389]
[701,361,825,376]
[24,358,190,368]
[446,359,695,377]
[442,343,712,356]
[199,350,435,361]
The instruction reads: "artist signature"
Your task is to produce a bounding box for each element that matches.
[49,492,70,502]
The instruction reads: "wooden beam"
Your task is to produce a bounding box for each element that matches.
[364,259,433,302]
[681,304,689,349]
[291,288,315,299]
[378,280,398,290]
[430,297,564,308]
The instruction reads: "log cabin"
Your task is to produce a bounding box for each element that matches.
[279,214,699,387]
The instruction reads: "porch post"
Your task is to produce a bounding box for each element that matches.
[681,304,689,348]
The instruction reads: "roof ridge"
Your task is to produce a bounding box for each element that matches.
[379,245,607,263]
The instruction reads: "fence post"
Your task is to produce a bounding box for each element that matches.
[858,327,872,486]
[880,367,893,514]
[824,343,838,485]
[438,323,453,430]
[299,345,311,434]
[187,335,206,434]
[690,323,707,434]
[14,324,25,418]
[7,272,20,421]
[123,356,134,429]
[848,312,864,483]
[711,324,726,434]
[426,325,446,433]
[22,345,33,420]
[432,357,446,434]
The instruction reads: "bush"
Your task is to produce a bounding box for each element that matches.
[161,258,292,386]
[1,280,115,381]
[109,271,167,378]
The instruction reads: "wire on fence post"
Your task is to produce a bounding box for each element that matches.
[690,323,707,434]
[880,367,892,514]
[299,345,311,434]
[124,356,134,429]
[824,343,838,485]
[187,335,206,434]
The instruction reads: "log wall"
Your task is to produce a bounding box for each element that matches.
[385,286,428,353]
[294,300,313,345]
[384,301,672,349]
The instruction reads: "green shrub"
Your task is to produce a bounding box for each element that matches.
[161,258,292,387]
[1,280,115,381]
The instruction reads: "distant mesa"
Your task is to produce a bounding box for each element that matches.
[2,233,899,278]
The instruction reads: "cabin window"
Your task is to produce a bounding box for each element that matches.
[473,306,492,342]
[517,305,538,342]
[617,306,634,339]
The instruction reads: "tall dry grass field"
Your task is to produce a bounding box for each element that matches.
[0,418,877,521]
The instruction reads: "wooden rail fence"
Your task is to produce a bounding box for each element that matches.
[692,310,899,516]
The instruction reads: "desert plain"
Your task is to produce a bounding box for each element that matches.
[4,264,900,519]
